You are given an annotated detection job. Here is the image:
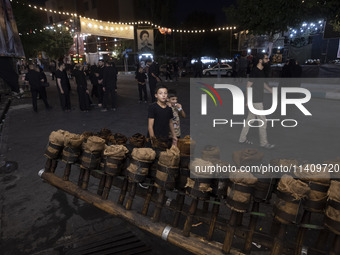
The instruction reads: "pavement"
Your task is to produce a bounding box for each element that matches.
[0,72,339,255]
[0,74,191,255]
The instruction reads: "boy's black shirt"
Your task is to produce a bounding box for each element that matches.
[148,102,173,138]
[135,71,147,83]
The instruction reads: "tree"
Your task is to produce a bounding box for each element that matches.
[225,0,340,35]
[41,27,73,60]
[12,0,45,58]
[12,0,73,59]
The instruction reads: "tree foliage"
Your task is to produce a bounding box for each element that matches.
[12,0,73,59]
[225,0,340,34]
[41,28,74,60]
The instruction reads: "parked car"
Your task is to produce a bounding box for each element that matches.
[202,64,233,77]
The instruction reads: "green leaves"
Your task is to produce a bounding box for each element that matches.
[12,0,73,59]
[225,0,340,35]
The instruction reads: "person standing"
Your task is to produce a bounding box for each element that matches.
[89,64,99,101]
[194,59,203,78]
[239,55,248,78]
[49,60,56,80]
[55,62,71,112]
[147,59,160,103]
[102,61,117,111]
[173,60,179,81]
[95,60,105,107]
[148,85,177,148]
[167,89,186,139]
[165,62,173,82]
[135,66,148,103]
[238,53,275,149]
[72,64,91,111]
[38,66,48,100]
[25,64,51,112]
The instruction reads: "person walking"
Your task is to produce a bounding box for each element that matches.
[25,64,51,112]
[55,62,71,112]
[102,61,117,111]
[238,53,275,149]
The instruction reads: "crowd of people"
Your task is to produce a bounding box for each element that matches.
[21,59,120,113]
[20,53,304,151]
[21,57,182,113]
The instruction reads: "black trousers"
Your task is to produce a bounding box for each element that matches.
[149,78,157,102]
[91,83,98,99]
[97,84,104,104]
[103,86,116,109]
[58,89,71,111]
[31,88,49,112]
[138,83,147,101]
[77,87,90,111]
[165,72,172,80]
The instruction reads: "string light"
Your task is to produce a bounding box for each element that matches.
[13,0,237,34]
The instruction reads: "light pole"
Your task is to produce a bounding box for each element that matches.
[230,28,233,58]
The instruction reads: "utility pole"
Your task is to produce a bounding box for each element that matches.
[230,28,233,58]
[76,32,80,63]
[73,0,79,63]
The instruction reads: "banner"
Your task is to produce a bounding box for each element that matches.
[80,17,134,39]
[0,0,25,58]
[137,29,154,53]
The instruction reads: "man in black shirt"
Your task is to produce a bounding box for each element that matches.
[148,85,177,147]
[102,61,117,111]
[135,66,148,103]
[239,53,275,149]
[95,60,105,107]
[25,64,51,112]
[55,62,71,111]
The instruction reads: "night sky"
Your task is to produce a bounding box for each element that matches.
[27,0,235,25]
[176,0,234,25]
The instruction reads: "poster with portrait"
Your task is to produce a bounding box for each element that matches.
[137,29,154,53]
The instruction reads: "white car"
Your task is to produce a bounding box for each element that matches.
[203,64,233,77]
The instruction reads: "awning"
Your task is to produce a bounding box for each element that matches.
[80,17,134,39]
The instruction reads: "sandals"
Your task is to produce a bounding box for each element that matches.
[239,139,253,145]
[261,143,275,149]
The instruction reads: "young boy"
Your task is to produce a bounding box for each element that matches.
[148,85,177,147]
[135,67,148,103]
[167,89,186,139]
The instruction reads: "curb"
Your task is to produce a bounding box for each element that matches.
[118,71,134,76]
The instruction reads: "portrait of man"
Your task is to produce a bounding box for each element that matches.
[137,29,154,53]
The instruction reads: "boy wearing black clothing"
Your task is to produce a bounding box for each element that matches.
[135,67,148,103]
[148,85,177,147]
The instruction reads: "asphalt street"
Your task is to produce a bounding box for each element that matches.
[0,74,191,255]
